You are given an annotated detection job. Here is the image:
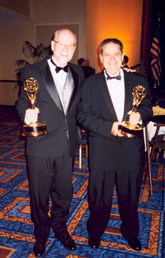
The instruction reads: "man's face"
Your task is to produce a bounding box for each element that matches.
[100,42,124,75]
[51,29,76,67]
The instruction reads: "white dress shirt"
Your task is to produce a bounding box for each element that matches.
[48,58,70,113]
[105,69,125,122]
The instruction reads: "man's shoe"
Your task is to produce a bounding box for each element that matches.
[60,236,76,251]
[33,242,46,257]
[128,237,142,251]
[88,237,100,249]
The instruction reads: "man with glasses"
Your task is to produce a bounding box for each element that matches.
[16,28,84,257]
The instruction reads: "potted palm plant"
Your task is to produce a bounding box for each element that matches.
[15,41,51,85]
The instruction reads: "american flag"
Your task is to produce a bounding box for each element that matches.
[150,17,161,82]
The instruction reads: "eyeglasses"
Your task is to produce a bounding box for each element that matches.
[53,40,76,50]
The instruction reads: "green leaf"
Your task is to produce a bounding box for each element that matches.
[23,41,35,59]
[15,60,30,68]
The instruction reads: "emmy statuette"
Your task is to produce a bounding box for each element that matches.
[119,85,146,138]
[22,77,47,137]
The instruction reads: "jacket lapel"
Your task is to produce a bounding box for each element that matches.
[100,71,118,121]
[40,64,63,111]
[122,71,133,121]
[99,70,135,122]
[67,65,79,113]
[39,60,80,114]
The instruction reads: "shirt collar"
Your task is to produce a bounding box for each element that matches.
[51,56,67,67]
[104,68,123,79]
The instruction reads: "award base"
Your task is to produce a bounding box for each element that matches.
[22,122,47,137]
[119,121,143,138]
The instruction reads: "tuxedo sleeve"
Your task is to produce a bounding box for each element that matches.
[77,78,113,139]
[135,75,153,127]
[16,70,31,123]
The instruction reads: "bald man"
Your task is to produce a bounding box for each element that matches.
[16,29,84,256]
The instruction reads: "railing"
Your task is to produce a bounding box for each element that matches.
[0,80,18,83]
[130,63,140,69]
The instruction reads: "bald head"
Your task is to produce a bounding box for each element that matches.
[51,28,77,67]
[53,29,77,44]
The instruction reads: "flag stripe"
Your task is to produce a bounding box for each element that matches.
[150,19,161,82]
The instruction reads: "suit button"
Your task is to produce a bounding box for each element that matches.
[64,128,66,131]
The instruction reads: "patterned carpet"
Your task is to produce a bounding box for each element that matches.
[0,111,165,258]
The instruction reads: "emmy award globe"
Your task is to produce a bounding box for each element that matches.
[119,85,146,138]
[22,77,47,137]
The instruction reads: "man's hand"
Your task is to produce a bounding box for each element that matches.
[24,107,39,125]
[123,67,136,73]
[127,111,141,124]
[111,122,124,137]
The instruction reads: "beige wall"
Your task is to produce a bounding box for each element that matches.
[0,82,19,106]
[0,21,34,80]
[0,21,34,105]
[0,0,30,17]
[31,0,87,64]
[0,0,144,106]
[86,0,143,73]
[0,0,87,105]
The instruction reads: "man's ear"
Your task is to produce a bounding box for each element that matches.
[51,40,54,52]
[100,53,103,63]
[122,52,124,62]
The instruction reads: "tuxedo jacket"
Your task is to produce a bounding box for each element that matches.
[16,56,84,158]
[82,66,95,78]
[78,70,153,172]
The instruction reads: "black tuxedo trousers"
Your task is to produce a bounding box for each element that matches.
[27,140,73,243]
[87,166,143,240]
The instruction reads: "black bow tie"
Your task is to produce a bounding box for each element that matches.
[51,58,68,73]
[105,71,121,80]
[55,65,68,73]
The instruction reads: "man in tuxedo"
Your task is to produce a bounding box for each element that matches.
[16,28,84,257]
[122,55,129,68]
[77,58,95,78]
[78,38,152,251]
